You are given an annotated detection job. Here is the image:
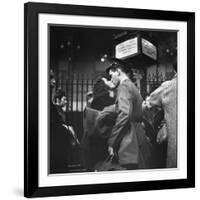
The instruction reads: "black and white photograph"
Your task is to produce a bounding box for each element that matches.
[49,26,177,174]
[1,0,199,199]
[24,2,195,197]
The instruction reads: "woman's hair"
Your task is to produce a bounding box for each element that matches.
[91,73,115,111]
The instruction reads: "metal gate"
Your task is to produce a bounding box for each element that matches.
[141,71,174,97]
[64,73,94,141]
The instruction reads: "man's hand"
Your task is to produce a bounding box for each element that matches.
[101,77,115,89]
[156,124,168,144]
[108,146,114,156]
[142,97,152,110]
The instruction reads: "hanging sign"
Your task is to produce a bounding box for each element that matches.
[141,38,157,60]
[115,37,138,59]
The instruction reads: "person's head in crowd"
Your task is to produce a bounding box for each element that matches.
[50,69,57,105]
[50,69,56,88]
[131,72,137,84]
[106,59,133,87]
[54,89,67,111]
[106,58,133,87]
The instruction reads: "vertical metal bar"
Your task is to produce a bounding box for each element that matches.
[71,72,73,113]
[81,73,84,112]
[91,77,94,90]
[86,74,89,93]
[65,78,68,124]
[65,61,70,124]
[65,77,68,111]
[76,73,79,112]
[81,73,84,138]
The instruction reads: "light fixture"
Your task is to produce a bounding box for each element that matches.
[166,48,170,53]
[100,54,108,62]
[60,44,64,49]
[101,57,105,62]
[67,41,71,46]
[77,45,80,50]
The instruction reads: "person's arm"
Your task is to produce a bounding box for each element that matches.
[142,82,167,110]
[108,84,132,151]
[62,124,80,145]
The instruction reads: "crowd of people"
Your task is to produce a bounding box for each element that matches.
[81,59,177,171]
[50,59,177,173]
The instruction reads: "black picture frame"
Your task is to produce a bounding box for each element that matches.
[24,2,195,198]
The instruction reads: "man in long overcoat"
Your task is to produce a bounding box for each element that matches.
[142,73,177,168]
[105,60,144,169]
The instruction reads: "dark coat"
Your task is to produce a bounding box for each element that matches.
[50,103,69,173]
[50,103,80,173]
[81,107,108,170]
[81,103,153,171]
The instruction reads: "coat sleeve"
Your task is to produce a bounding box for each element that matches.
[145,82,169,109]
[108,84,132,149]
